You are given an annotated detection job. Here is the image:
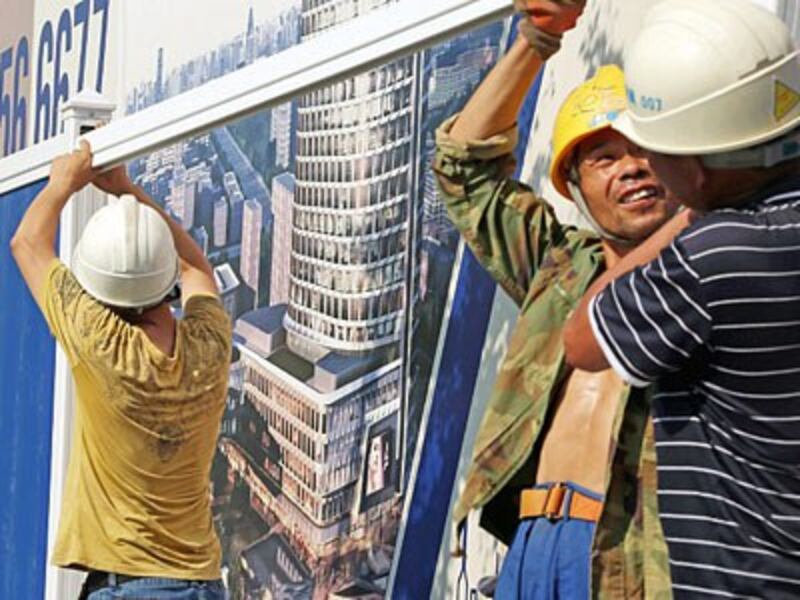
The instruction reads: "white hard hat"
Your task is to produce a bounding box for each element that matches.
[73,194,179,308]
[614,0,800,164]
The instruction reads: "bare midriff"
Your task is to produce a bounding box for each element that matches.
[535,368,625,494]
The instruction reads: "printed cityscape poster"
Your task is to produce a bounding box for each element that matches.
[115,1,503,597]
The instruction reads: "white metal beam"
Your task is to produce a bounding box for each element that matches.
[0,135,69,196]
[0,0,511,197]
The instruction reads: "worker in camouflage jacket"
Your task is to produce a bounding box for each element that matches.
[434,1,677,597]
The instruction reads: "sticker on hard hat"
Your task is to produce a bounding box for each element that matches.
[774,79,800,122]
[589,111,621,128]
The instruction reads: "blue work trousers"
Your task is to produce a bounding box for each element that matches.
[494,482,600,600]
[81,573,227,600]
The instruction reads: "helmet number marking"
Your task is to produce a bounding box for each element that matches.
[639,95,663,112]
[626,87,663,112]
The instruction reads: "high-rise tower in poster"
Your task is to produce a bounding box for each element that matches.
[288,0,413,353]
[270,172,296,306]
[228,1,417,596]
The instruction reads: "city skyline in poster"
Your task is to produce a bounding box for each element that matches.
[122,3,503,598]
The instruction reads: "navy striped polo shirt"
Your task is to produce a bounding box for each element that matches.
[590,177,800,599]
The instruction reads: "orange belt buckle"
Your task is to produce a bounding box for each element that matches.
[543,482,566,520]
[519,482,603,522]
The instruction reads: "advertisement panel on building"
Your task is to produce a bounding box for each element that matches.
[114,2,504,595]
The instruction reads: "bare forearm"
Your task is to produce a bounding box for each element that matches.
[11,182,75,307]
[123,182,213,276]
[11,183,73,250]
[585,210,692,307]
[449,36,543,142]
[564,210,694,369]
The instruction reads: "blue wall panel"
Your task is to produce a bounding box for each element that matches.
[391,248,496,600]
[0,181,55,600]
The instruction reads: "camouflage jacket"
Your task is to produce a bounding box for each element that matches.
[433,115,671,600]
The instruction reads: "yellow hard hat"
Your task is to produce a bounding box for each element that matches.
[549,65,628,200]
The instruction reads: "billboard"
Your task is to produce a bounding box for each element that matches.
[359,414,398,512]
[113,2,504,598]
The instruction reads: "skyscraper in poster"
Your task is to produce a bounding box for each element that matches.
[241,199,263,299]
[230,0,417,581]
[270,172,296,306]
[213,196,228,248]
[271,102,293,170]
[289,0,413,353]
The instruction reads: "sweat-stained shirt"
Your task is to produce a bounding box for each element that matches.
[41,259,231,579]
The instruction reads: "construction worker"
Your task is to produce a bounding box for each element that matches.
[435,0,679,597]
[10,143,231,599]
[565,0,800,597]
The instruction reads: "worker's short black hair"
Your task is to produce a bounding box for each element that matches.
[106,283,181,322]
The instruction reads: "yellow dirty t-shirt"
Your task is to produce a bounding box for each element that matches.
[41,260,232,579]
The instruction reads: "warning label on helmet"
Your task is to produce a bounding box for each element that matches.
[774,79,800,122]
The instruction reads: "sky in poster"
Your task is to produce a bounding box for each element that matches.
[121,0,299,87]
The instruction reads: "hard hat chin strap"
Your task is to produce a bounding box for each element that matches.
[566,181,636,246]
[702,127,800,170]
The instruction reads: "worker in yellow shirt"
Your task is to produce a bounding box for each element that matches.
[10,141,232,599]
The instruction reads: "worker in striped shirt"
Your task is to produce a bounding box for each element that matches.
[565,1,800,597]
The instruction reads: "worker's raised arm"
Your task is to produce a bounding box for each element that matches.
[10,142,98,309]
[91,165,218,301]
[434,1,586,304]
[449,0,585,143]
[448,36,542,143]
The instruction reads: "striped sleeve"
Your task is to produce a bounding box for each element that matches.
[590,241,711,387]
